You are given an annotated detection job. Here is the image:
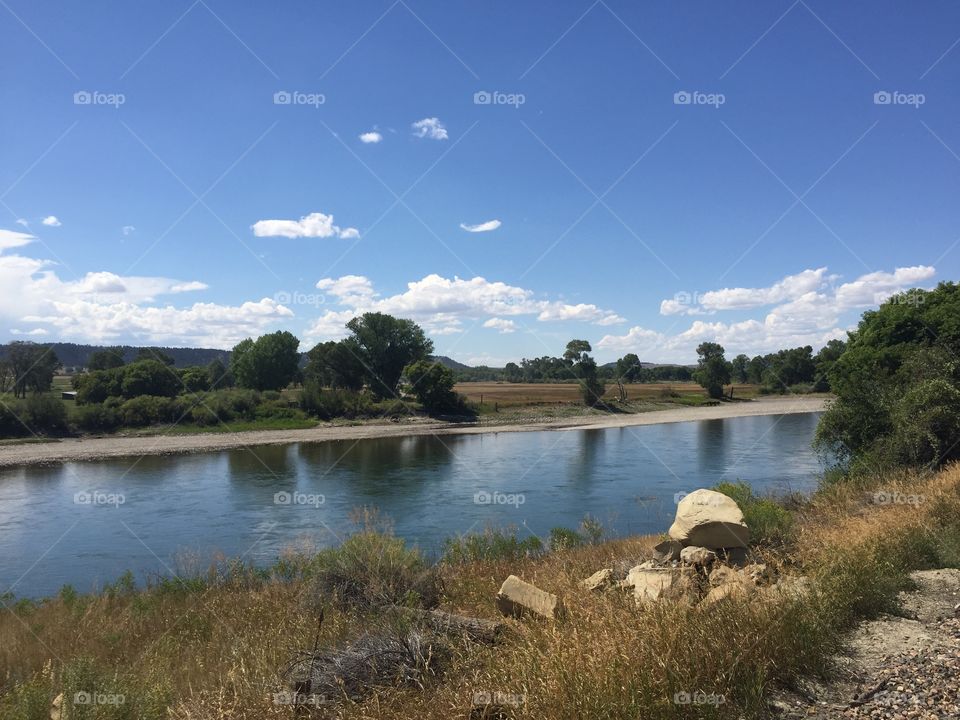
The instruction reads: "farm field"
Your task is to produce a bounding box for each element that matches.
[453,381,762,407]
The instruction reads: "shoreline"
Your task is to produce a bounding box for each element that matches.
[0,396,827,468]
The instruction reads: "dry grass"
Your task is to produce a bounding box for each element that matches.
[3,466,960,719]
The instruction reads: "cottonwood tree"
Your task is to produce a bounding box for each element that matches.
[344,313,433,399]
[231,331,301,392]
[693,342,730,399]
[7,342,59,398]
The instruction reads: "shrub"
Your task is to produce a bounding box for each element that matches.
[19,394,67,434]
[443,528,544,564]
[308,531,440,609]
[120,360,180,399]
[712,481,794,546]
[118,395,174,427]
[74,368,123,404]
[549,526,585,551]
[74,403,120,432]
[300,383,372,420]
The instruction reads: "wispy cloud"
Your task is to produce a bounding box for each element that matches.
[411,117,448,140]
[460,219,502,233]
[122,225,136,236]
[251,211,359,240]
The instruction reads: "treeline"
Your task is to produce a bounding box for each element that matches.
[0,342,227,370]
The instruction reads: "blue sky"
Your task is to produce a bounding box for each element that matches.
[2,1,959,364]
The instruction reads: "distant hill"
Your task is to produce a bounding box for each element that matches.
[0,342,230,370]
[431,355,477,372]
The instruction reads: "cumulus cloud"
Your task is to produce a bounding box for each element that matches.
[460,219,502,233]
[600,265,937,363]
[41,216,61,227]
[483,317,517,333]
[305,273,624,340]
[411,117,448,140]
[359,131,383,144]
[251,211,359,240]
[0,230,272,348]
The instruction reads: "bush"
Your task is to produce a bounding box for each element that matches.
[74,403,120,432]
[712,481,794,546]
[443,528,544,564]
[120,360,180,399]
[18,394,67,434]
[300,383,372,420]
[308,531,440,609]
[549,526,585,551]
[118,395,174,427]
[74,368,123,404]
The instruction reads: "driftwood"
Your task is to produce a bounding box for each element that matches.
[389,606,507,644]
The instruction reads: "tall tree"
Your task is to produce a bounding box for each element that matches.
[731,354,749,384]
[7,342,59,398]
[693,342,730,399]
[231,332,301,392]
[345,313,433,399]
[87,346,126,370]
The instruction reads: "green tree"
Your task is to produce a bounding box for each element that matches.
[345,313,433,399]
[813,339,846,391]
[136,348,175,366]
[731,354,749,384]
[180,366,211,393]
[121,360,180,398]
[404,360,463,413]
[87,346,126,371]
[231,331,301,392]
[305,340,365,391]
[815,283,960,470]
[206,357,233,389]
[693,342,730,399]
[6,342,59,398]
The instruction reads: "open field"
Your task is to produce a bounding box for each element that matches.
[454,381,763,406]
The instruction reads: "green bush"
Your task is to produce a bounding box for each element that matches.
[118,396,174,427]
[74,403,120,432]
[549,526,585,551]
[443,528,544,564]
[300,383,372,420]
[308,531,440,609]
[712,481,794,546]
[16,394,68,435]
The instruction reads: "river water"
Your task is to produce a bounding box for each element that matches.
[0,412,824,598]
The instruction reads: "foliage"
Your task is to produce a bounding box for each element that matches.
[693,342,730,399]
[118,395,176,427]
[231,331,301,392]
[74,403,121,432]
[3,342,59,399]
[308,531,440,609]
[304,339,365,390]
[815,282,960,471]
[86,346,126,371]
[179,366,210,393]
[403,360,466,414]
[120,360,180,399]
[345,313,433,399]
[299,382,373,420]
[442,528,544,563]
[712,481,794,546]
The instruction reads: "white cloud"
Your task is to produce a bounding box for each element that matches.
[15,218,28,227]
[411,117,448,140]
[483,317,517,333]
[122,225,136,236]
[305,273,624,341]
[251,211,359,240]
[41,216,61,227]
[660,268,831,315]
[0,229,36,251]
[359,131,383,144]
[600,265,937,363]
[460,219,502,233]
[0,231,265,348]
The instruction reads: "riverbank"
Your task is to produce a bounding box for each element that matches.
[0,396,826,467]
[2,456,957,719]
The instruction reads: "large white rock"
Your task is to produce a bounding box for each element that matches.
[669,489,749,549]
[622,565,697,605]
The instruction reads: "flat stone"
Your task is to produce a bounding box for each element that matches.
[580,568,614,591]
[496,575,562,620]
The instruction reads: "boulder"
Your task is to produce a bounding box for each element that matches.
[496,575,562,620]
[701,579,753,605]
[652,539,683,563]
[680,546,716,567]
[708,565,740,588]
[668,489,749,549]
[580,568,614,592]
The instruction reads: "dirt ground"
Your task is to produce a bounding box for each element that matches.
[773,569,960,719]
